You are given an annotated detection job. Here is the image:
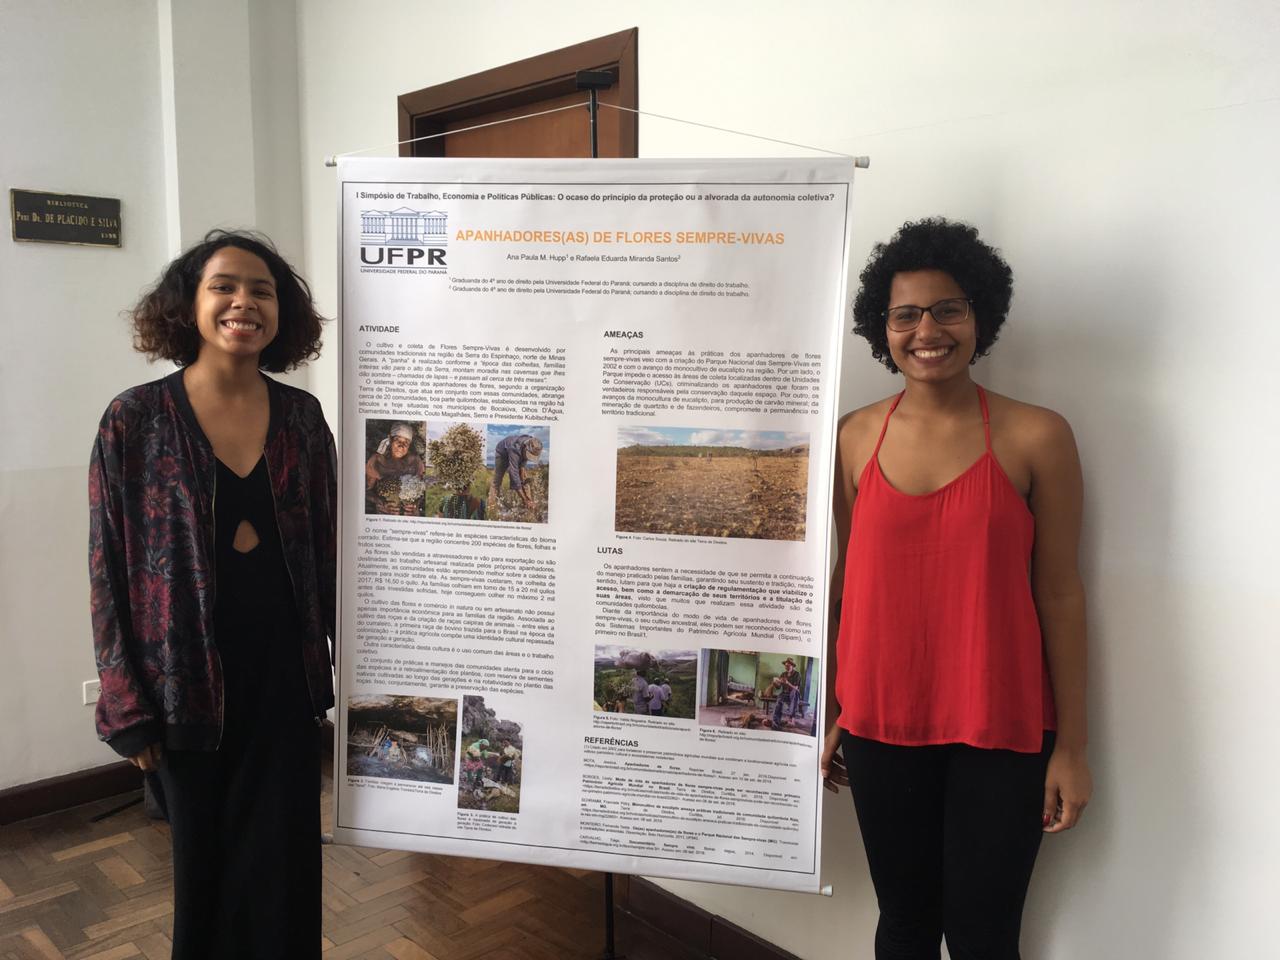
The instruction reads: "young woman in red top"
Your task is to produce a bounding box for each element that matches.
[819,219,1092,959]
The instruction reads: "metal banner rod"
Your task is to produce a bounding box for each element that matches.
[576,69,613,161]
[590,87,599,159]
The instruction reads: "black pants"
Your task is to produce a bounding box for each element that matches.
[842,731,1054,960]
[152,608,321,960]
[154,721,321,960]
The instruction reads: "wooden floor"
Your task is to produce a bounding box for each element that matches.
[0,765,700,960]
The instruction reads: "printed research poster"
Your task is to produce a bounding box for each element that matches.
[335,157,853,892]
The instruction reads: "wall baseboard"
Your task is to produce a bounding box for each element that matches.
[614,874,800,960]
[0,762,142,826]
[0,722,334,827]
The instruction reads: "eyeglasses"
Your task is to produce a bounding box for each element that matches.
[884,297,972,332]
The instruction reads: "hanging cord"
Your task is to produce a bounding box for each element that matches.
[324,98,869,168]
[324,100,590,166]
[598,102,869,167]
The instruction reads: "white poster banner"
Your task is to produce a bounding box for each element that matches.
[334,157,853,892]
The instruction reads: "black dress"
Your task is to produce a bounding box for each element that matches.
[155,456,321,959]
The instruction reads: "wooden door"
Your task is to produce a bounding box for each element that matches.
[397,29,638,159]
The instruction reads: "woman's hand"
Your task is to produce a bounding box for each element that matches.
[1042,745,1091,832]
[128,743,163,771]
[820,725,848,794]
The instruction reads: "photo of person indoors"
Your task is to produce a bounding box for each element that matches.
[489,433,542,509]
[365,422,426,515]
[820,218,1092,960]
[769,657,802,730]
[89,229,335,960]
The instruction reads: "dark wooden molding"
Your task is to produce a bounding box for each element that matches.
[0,720,333,826]
[615,875,800,960]
[0,762,141,826]
[397,28,638,158]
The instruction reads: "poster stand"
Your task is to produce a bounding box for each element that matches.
[330,83,856,959]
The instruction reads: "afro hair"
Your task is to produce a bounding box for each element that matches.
[852,218,1013,373]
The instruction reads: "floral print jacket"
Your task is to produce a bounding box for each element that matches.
[89,370,336,758]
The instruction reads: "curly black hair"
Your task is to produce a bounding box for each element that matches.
[130,229,325,372]
[852,218,1013,373]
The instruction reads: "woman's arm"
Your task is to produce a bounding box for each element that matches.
[1027,409,1092,831]
[820,413,860,791]
[88,408,163,763]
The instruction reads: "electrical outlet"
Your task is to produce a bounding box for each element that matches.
[82,679,101,705]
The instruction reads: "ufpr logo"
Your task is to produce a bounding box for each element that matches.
[360,207,448,269]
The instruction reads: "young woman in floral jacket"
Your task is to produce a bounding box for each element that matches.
[89,230,336,959]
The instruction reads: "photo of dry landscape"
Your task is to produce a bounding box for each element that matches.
[614,427,809,541]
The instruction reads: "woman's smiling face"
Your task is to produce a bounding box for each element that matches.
[192,246,279,363]
[885,269,976,381]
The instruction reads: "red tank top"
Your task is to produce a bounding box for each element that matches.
[835,386,1055,753]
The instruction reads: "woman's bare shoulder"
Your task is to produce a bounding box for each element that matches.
[836,396,899,484]
[837,395,896,443]
[983,389,1076,452]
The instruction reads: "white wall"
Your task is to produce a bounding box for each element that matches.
[291,2,1280,957]
[157,0,305,261]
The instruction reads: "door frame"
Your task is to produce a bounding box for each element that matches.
[397,28,638,158]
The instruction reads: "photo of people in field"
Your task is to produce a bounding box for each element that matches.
[368,419,552,527]
[484,424,550,523]
[458,695,524,813]
[418,421,551,524]
[593,645,698,719]
[364,419,428,516]
[698,649,818,737]
[345,695,457,783]
[423,420,490,520]
[614,427,809,540]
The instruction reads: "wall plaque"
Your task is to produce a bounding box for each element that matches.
[10,189,121,247]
